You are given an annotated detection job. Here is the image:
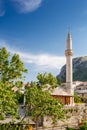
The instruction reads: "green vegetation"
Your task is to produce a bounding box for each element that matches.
[0,82,18,119]
[16,92,24,104]
[25,73,65,130]
[74,92,82,103]
[0,48,65,130]
[0,47,28,119]
[66,121,87,130]
[0,123,29,130]
[66,128,74,130]
[80,125,87,130]
[79,121,87,130]
[73,67,87,81]
[37,72,58,89]
[57,56,87,82]
[0,47,27,86]
[56,77,62,85]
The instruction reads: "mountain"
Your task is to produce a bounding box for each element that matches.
[57,56,87,82]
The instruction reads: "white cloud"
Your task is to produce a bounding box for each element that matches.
[1,43,65,71]
[11,0,43,13]
[15,52,64,71]
[19,52,65,70]
[0,40,7,46]
[0,0,43,16]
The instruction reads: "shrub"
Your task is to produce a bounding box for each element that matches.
[66,127,75,130]
[80,125,87,130]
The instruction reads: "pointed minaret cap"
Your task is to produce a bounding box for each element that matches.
[66,31,72,50]
[68,31,71,39]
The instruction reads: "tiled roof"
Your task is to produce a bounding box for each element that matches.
[51,86,72,96]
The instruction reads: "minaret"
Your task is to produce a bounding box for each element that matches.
[65,32,74,96]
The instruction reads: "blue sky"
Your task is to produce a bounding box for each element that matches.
[0,0,87,82]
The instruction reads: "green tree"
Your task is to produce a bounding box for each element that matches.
[26,85,64,130]
[0,82,18,119]
[0,47,27,87]
[25,73,64,130]
[57,77,62,85]
[37,72,58,90]
[74,92,82,103]
[0,47,28,119]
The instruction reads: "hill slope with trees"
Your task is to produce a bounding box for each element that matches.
[57,56,87,82]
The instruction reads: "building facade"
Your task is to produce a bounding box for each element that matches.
[75,81,87,98]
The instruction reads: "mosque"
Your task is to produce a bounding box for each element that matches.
[22,32,74,105]
[52,32,74,105]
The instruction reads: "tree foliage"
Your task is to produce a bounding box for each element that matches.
[26,85,64,118]
[0,47,28,119]
[25,73,65,130]
[37,72,58,90]
[0,82,18,120]
[74,92,82,103]
[0,47,27,87]
[57,77,62,85]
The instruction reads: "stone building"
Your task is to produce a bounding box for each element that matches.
[75,81,87,98]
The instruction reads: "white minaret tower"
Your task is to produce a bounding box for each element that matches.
[65,32,74,96]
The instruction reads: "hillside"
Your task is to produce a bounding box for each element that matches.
[57,56,87,82]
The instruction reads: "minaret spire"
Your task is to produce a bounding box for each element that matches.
[67,31,72,50]
[65,31,74,104]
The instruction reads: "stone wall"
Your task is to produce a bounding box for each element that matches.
[42,104,87,130]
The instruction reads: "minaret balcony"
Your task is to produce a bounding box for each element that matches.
[65,49,73,56]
